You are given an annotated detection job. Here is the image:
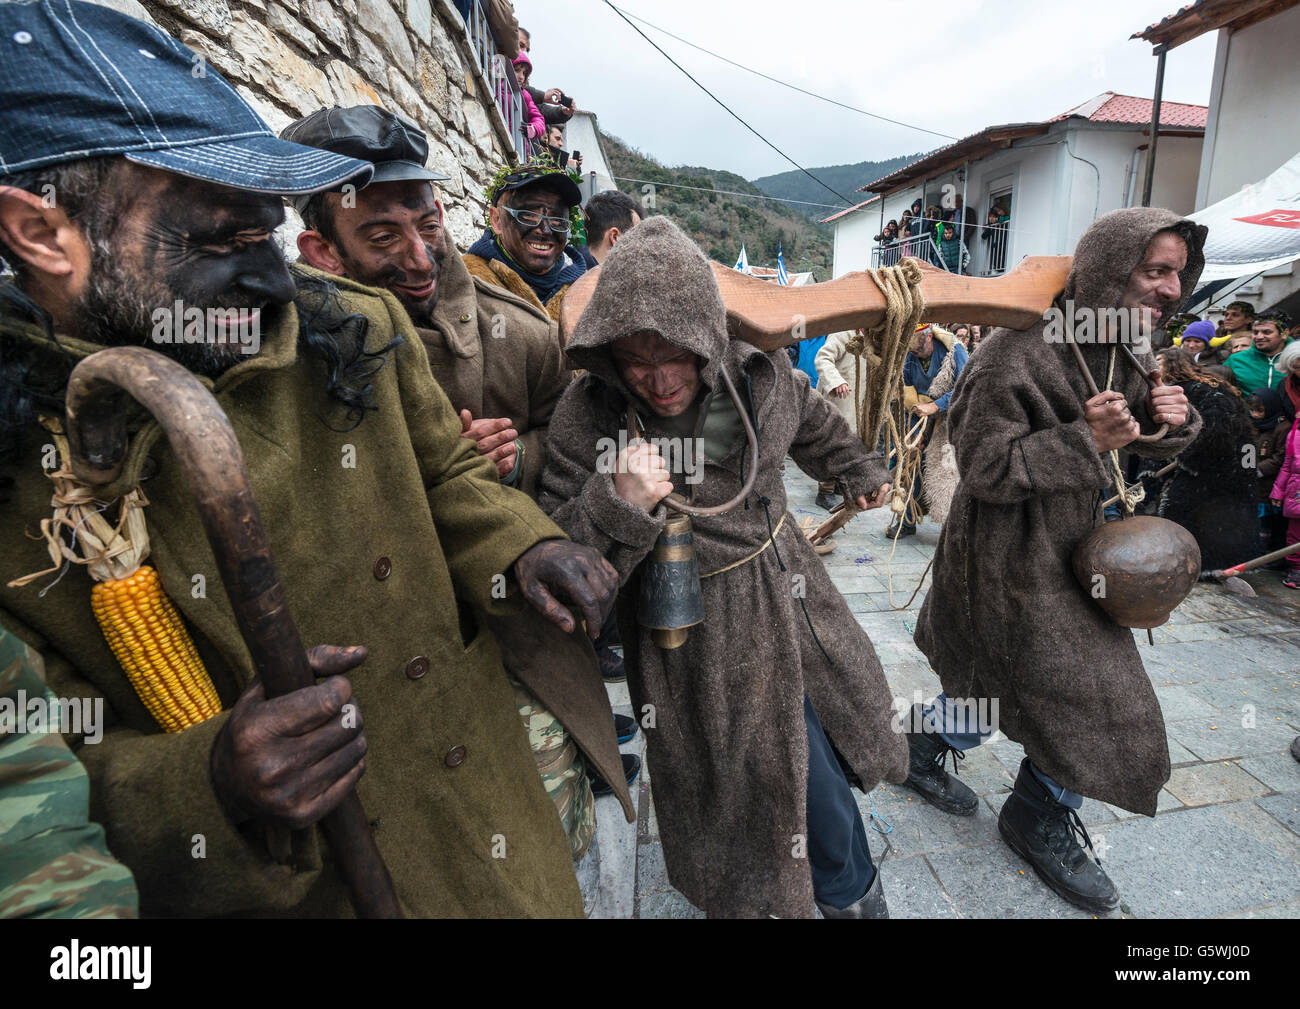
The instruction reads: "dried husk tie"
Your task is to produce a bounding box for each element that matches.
[8,421,150,589]
[8,417,221,732]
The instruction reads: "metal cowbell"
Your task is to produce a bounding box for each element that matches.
[1071,515,1200,629]
[638,512,705,649]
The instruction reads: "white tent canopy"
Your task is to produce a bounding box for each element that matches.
[1191,151,1300,283]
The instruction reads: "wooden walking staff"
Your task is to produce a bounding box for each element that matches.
[64,346,403,919]
[561,255,1074,348]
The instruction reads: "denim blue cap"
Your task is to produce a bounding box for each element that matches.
[0,0,374,195]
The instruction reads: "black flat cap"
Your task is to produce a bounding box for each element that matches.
[280,105,449,208]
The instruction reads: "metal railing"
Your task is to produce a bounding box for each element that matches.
[460,0,527,162]
[871,234,971,273]
[980,221,1011,275]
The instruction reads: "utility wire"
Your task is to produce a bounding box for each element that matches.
[609,175,847,210]
[611,3,958,142]
[603,1,857,207]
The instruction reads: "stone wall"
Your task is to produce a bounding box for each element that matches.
[105,0,514,248]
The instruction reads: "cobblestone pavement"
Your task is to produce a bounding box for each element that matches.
[585,465,1300,919]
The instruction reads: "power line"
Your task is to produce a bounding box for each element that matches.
[603,1,857,207]
[609,175,846,210]
[611,4,958,143]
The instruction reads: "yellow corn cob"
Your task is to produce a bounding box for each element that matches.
[90,565,221,732]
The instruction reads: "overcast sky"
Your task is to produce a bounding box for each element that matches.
[520,0,1217,205]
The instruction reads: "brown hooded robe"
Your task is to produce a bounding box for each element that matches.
[914,208,1207,815]
[539,218,908,917]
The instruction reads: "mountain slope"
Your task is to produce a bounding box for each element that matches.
[752,154,932,221]
[600,130,835,279]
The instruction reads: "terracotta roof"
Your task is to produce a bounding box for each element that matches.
[819,194,881,224]
[1135,1,1204,40]
[855,92,1206,196]
[1053,92,1208,128]
[1133,0,1298,48]
[856,123,1047,193]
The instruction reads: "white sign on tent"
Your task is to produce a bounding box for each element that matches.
[1191,151,1300,283]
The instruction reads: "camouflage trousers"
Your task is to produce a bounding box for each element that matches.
[510,679,596,861]
[0,630,138,918]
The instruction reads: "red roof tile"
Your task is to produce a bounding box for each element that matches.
[1053,91,1207,128]
[819,194,881,224]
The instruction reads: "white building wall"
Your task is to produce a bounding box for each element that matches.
[832,125,1205,278]
[1066,129,1203,244]
[1197,5,1300,209]
[831,210,878,279]
[562,112,616,199]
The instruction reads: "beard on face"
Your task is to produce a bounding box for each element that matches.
[70,233,265,377]
[339,239,446,328]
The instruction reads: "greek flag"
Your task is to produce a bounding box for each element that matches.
[734,244,749,273]
[777,243,789,285]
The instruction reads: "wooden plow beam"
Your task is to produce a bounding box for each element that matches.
[561,256,1073,350]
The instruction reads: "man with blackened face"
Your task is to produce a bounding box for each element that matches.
[287,106,612,863]
[463,162,588,324]
[286,106,572,495]
[0,2,627,920]
[286,107,448,330]
[19,162,297,377]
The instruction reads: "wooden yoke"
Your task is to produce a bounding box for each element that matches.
[561,255,1073,349]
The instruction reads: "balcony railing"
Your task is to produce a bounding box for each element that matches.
[461,0,527,162]
[872,234,971,273]
[872,224,1013,277]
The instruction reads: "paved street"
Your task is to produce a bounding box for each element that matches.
[585,464,1300,919]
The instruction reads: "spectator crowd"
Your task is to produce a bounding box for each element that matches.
[876,196,1003,273]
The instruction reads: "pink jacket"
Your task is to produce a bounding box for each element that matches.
[520,86,545,139]
[1270,416,1300,518]
[513,53,546,139]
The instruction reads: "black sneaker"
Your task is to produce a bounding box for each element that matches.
[815,866,889,919]
[614,713,638,744]
[998,758,1119,914]
[597,644,626,682]
[901,704,978,815]
[883,520,915,538]
[588,753,641,797]
[815,490,841,512]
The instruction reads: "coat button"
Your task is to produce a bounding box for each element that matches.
[459,313,471,323]
[373,556,392,580]
[445,745,467,767]
[405,655,429,679]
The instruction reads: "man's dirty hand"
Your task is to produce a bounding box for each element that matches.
[210,644,369,831]
[514,540,618,638]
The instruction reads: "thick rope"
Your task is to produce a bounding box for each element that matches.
[847,258,926,451]
[884,412,935,609]
[1104,346,1145,516]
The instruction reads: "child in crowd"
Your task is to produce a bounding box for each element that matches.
[1268,342,1300,588]
[1178,319,1215,362]
[1247,386,1294,559]
[513,52,547,145]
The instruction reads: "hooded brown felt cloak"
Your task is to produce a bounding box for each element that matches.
[914,208,1208,815]
[538,218,908,918]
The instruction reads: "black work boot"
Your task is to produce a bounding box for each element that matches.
[902,704,979,816]
[815,867,889,919]
[998,758,1119,914]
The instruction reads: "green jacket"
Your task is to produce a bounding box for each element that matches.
[0,630,137,918]
[0,274,593,917]
[1225,342,1290,393]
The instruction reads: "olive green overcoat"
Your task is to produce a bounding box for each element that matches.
[0,272,623,917]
